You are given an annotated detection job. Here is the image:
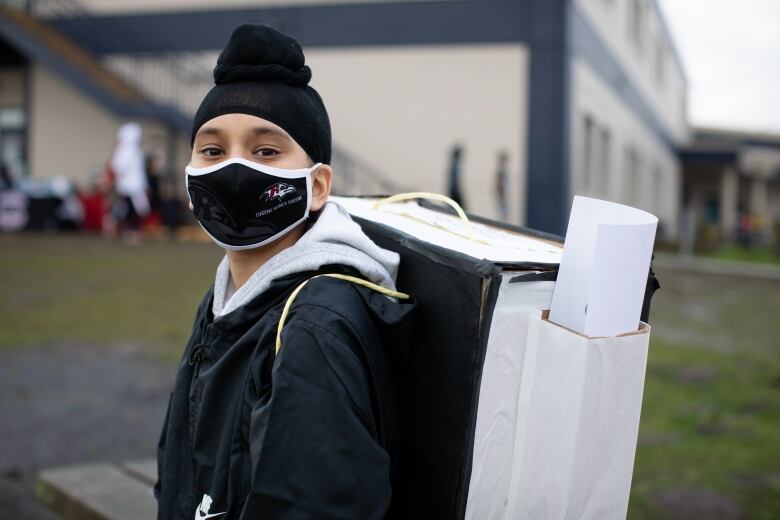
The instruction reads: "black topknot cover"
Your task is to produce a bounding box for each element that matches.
[213,24,312,87]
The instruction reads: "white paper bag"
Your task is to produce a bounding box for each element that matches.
[501,308,650,520]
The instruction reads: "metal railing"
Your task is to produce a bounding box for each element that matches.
[2,0,411,195]
[17,0,214,121]
[331,145,410,196]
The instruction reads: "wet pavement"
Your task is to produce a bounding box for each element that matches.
[0,341,177,519]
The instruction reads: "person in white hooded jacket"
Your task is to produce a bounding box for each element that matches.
[110,122,149,239]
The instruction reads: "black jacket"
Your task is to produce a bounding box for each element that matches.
[154,264,416,519]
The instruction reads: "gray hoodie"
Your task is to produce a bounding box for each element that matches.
[212,200,400,319]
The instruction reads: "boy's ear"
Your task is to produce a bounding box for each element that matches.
[310,164,333,212]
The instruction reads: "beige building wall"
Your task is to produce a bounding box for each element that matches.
[103,44,530,223]
[28,63,117,184]
[570,55,681,239]
[27,64,178,187]
[0,67,25,107]
[307,44,530,224]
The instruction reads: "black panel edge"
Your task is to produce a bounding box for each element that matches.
[454,267,503,518]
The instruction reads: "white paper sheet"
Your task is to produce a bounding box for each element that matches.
[548,196,657,337]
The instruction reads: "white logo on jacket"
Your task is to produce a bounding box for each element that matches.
[195,493,226,519]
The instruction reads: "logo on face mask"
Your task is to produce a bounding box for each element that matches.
[262,182,297,202]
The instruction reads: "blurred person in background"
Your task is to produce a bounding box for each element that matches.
[110,122,150,244]
[0,160,27,232]
[494,150,509,222]
[0,161,13,191]
[158,177,183,241]
[100,160,118,237]
[142,153,164,233]
[447,143,465,209]
[738,212,757,248]
[78,173,107,233]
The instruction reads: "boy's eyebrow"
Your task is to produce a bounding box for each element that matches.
[195,127,223,139]
[251,126,293,142]
[194,126,293,142]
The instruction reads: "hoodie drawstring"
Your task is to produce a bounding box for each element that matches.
[275,273,409,355]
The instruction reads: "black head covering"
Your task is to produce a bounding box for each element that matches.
[191,24,331,164]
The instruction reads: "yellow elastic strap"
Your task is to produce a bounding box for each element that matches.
[372,192,484,244]
[275,273,410,355]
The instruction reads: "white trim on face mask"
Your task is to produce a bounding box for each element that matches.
[184,157,322,251]
[185,157,322,179]
[196,213,310,251]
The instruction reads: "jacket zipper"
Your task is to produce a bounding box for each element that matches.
[189,318,210,376]
[188,317,210,517]
[189,344,206,377]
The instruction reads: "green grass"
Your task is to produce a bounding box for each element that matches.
[1,233,778,516]
[630,337,780,518]
[0,232,222,361]
[710,245,780,265]
[628,269,780,518]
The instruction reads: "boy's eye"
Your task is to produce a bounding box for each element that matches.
[201,147,223,157]
[255,147,279,158]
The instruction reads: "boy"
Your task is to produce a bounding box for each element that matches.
[154,24,415,519]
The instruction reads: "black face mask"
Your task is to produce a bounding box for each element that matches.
[185,158,320,250]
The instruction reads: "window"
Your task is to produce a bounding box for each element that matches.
[0,107,27,180]
[596,127,611,196]
[652,165,664,216]
[624,146,642,206]
[580,114,612,196]
[628,0,646,53]
[654,38,666,86]
[582,115,595,193]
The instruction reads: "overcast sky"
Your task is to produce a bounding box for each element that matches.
[657,0,780,134]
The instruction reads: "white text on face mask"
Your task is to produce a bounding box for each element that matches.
[255,194,303,218]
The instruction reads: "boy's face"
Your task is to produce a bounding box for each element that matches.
[191,113,310,169]
[190,113,332,211]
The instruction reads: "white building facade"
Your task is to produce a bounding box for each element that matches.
[570,0,688,239]
[0,0,687,236]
